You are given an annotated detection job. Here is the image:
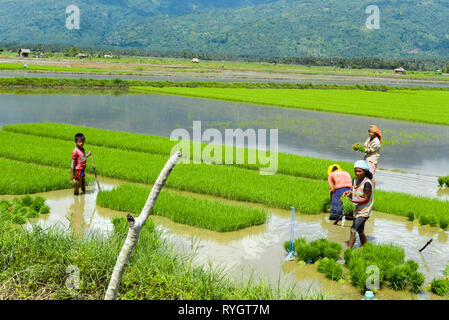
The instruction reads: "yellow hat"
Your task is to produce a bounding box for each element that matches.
[327,164,342,176]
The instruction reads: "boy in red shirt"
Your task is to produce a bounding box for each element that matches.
[71,133,92,195]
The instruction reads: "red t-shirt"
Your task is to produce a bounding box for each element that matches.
[72,147,87,171]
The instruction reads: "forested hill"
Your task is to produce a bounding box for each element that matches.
[0,0,447,59]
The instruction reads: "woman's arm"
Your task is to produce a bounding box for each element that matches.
[364,138,381,153]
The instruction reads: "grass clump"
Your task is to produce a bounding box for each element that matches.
[97,184,268,232]
[0,218,315,300]
[284,238,342,263]
[317,258,344,281]
[344,243,424,293]
[0,196,49,225]
[438,176,449,188]
[430,278,449,296]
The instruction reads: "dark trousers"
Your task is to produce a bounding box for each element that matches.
[330,187,351,220]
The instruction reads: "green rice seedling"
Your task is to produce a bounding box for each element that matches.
[419,214,430,226]
[96,184,268,232]
[0,210,13,222]
[407,212,415,221]
[408,271,425,294]
[317,257,344,281]
[21,195,34,207]
[352,144,366,153]
[430,278,449,296]
[0,157,83,195]
[4,128,449,222]
[445,265,449,277]
[130,87,449,126]
[3,123,354,181]
[341,196,355,215]
[0,199,10,211]
[437,176,449,187]
[288,238,341,263]
[39,205,50,214]
[32,196,46,212]
[387,265,408,290]
[11,215,26,225]
[25,208,39,219]
[439,217,449,230]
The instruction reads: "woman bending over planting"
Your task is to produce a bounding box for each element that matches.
[327,164,352,220]
[353,125,382,187]
[342,160,374,249]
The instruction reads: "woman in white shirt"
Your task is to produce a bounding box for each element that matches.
[353,125,382,187]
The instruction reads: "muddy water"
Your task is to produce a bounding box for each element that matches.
[1,93,449,199]
[2,180,448,300]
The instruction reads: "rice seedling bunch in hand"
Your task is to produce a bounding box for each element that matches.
[341,195,355,215]
[352,144,366,153]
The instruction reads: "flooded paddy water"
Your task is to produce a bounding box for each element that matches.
[1,177,448,300]
[1,88,449,299]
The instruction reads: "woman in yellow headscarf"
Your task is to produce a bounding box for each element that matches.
[328,164,352,220]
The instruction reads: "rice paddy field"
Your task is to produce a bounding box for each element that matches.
[1,82,449,300]
[131,87,449,126]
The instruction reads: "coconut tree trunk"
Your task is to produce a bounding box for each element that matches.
[104,151,182,300]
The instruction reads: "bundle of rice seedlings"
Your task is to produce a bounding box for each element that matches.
[285,238,342,263]
[21,195,34,207]
[408,271,425,294]
[32,196,46,212]
[407,212,415,221]
[430,278,449,296]
[387,265,408,290]
[352,144,366,153]
[0,199,10,211]
[39,205,50,214]
[25,207,39,218]
[341,195,355,215]
[317,257,344,281]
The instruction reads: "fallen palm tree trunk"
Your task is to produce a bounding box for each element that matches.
[104,151,182,300]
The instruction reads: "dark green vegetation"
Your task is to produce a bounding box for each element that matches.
[2,124,449,228]
[438,176,449,188]
[3,78,449,92]
[96,184,268,232]
[0,0,447,58]
[430,278,449,296]
[0,157,87,194]
[317,258,344,281]
[0,195,50,225]
[344,244,425,293]
[0,218,311,300]
[283,238,342,263]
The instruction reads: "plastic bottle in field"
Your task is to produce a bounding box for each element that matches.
[362,291,377,300]
[341,216,346,226]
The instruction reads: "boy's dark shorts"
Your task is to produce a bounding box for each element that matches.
[351,216,369,233]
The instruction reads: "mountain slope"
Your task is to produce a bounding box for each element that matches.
[0,0,447,58]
